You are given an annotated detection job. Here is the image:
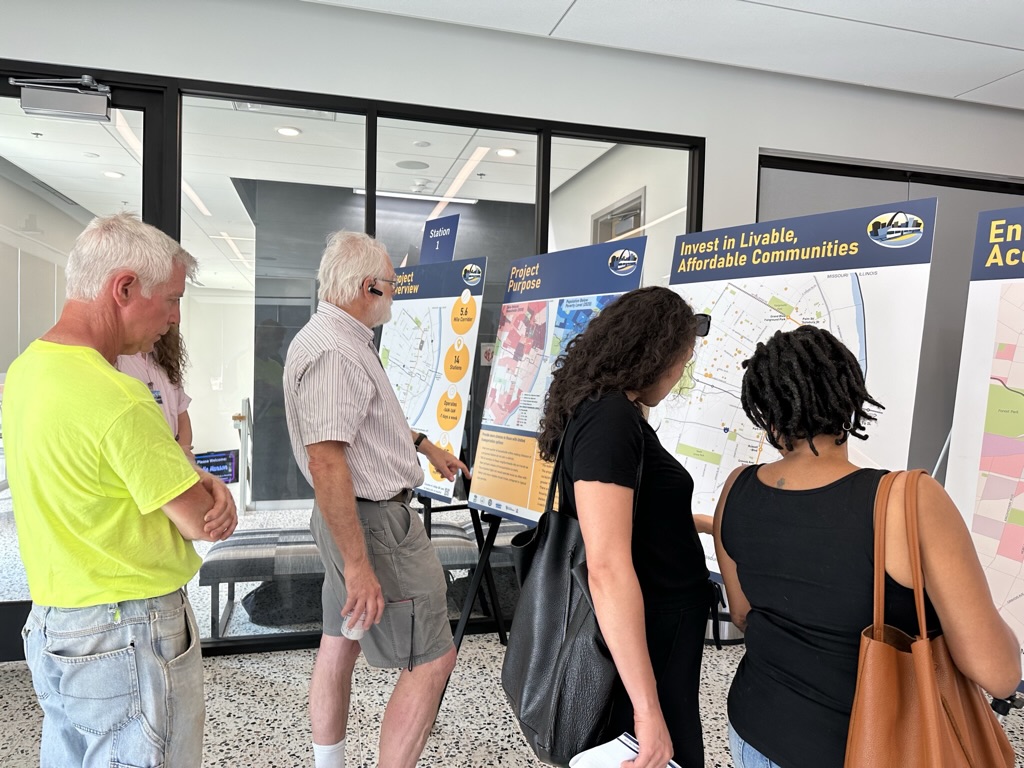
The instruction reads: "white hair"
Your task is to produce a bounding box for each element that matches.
[317,231,391,307]
[65,212,197,301]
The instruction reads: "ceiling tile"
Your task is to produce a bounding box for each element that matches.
[300,0,574,36]
[556,0,1024,99]
[752,0,1024,49]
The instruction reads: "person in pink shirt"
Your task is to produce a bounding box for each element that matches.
[117,324,195,463]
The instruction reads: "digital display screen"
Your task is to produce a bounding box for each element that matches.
[194,449,239,484]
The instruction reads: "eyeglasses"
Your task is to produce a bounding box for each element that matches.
[693,313,711,337]
[374,277,399,288]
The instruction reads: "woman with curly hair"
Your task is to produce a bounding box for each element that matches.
[537,286,713,768]
[116,323,196,463]
[714,325,1019,768]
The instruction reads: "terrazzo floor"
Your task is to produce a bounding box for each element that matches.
[3,636,1024,767]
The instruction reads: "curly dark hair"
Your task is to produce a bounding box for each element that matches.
[537,286,699,460]
[152,324,189,387]
[741,325,883,455]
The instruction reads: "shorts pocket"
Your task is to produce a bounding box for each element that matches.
[367,503,424,554]
[151,602,188,666]
[45,644,141,735]
[379,598,415,668]
[21,621,49,703]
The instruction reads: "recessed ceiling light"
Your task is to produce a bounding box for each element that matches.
[496,148,518,158]
[83,152,100,158]
[277,126,302,137]
[104,171,124,179]
[413,140,431,148]
[396,160,430,170]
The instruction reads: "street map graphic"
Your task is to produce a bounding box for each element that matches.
[381,304,442,426]
[650,274,867,515]
[651,264,930,570]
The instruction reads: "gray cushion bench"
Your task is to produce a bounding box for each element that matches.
[198,517,525,639]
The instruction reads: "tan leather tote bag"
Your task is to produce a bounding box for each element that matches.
[845,469,1014,768]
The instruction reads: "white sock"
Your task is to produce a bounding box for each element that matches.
[312,737,346,768]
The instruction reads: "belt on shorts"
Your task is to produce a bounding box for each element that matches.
[355,489,413,505]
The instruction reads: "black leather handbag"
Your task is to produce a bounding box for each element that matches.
[501,416,643,766]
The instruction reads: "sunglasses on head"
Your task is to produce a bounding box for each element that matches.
[693,313,711,337]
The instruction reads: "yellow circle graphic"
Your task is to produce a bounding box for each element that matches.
[436,388,463,431]
[428,435,455,481]
[450,291,477,334]
[444,337,469,382]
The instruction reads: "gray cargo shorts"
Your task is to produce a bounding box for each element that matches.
[310,495,454,669]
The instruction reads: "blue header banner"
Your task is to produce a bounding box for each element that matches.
[419,213,460,264]
[503,236,647,302]
[392,257,486,300]
[670,198,937,285]
[970,206,1024,282]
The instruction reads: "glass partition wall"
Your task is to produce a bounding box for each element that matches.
[0,59,704,653]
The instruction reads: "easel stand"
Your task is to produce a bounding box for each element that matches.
[418,497,508,648]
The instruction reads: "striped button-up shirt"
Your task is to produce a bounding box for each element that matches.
[283,301,423,501]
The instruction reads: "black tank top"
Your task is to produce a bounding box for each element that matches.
[721,464,939,768]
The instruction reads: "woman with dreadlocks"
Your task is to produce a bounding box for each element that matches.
[537,286,714,768]
[713,325,1019,768]
[116,323,196,463]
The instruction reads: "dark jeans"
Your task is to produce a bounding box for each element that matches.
[603,591,711,768]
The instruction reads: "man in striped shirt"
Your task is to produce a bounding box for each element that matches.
[283,231,468,768]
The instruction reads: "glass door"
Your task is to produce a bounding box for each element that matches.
[0,73,159,658]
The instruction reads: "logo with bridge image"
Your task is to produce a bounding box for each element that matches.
[461,263,483,286]
[608,248,639,276]
[866,210,925,248]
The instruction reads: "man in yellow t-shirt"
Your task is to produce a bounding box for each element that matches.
[2,213,237,768]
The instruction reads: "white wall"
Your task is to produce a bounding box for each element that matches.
[550,144,689,283]
[4,0,1024,234]
[179,289,254,456]
[0,175,83,370]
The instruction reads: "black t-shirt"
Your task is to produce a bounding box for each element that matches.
[721,464,941,768]
[558,392,710,609]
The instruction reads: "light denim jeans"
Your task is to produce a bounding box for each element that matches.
[729,723,783,768]
[21,588,205,768]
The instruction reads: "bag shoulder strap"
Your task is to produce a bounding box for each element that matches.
[871,470,900,637]
[871,468,931,640]
[903,468,931,640]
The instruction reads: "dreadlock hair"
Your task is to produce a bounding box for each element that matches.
[537,286,699,461]
[740,325,883,455]
[152,324,189,387]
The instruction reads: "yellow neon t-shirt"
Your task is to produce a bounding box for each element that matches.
[2,341,202,607]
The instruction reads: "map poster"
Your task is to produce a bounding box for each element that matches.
[650,199,937,571]
[379,257,487,502]
[947,205,1024,656]
[469,237,647,523]
[420,213,460,265]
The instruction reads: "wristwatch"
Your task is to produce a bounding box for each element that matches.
[414,432,428,450]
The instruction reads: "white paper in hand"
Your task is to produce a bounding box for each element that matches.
[569,733,682,768]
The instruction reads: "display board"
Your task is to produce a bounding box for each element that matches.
[468,238,647,522]
[379,257,486,501]
[649,199,937,571]
[947,205,1024,652]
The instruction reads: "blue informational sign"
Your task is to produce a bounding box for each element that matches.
[419,213,460,265]
[969,206,1024,282]
[670,198,937,285]
[468,236,647,523]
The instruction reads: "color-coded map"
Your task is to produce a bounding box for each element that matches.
[968,283,1024,634]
